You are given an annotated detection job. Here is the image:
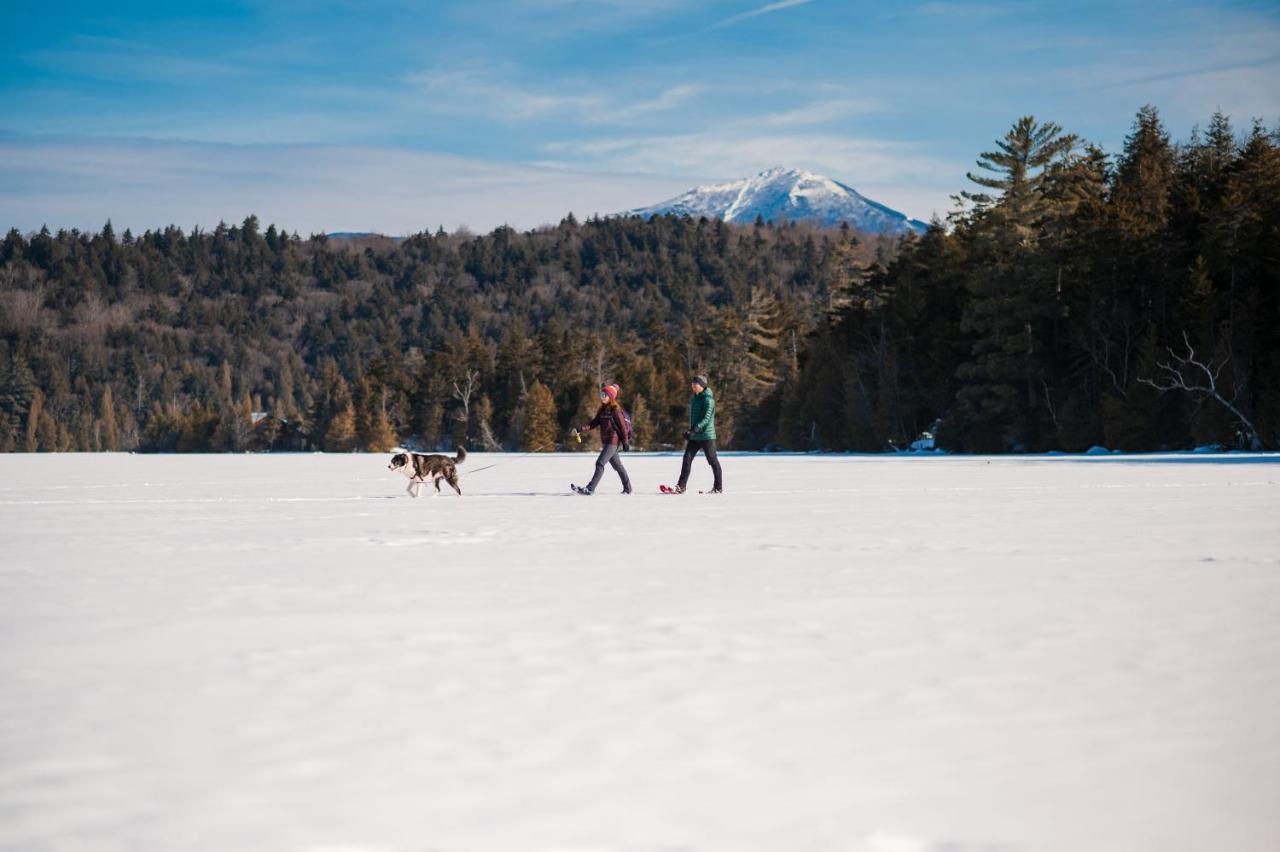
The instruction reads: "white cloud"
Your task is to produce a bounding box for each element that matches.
[405,70,609,120]
[545,131,951,181]
[908,2,1021,18]
[758,98,883,126]
[542,130,963,219]
[404,71,702,125]
[592,84,705,123]
[483,0,695,35]
[710,0,816,30]
[0,136,692,235]
[1049,6,1280,129]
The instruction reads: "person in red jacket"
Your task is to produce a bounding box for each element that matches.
[572,383,632,495]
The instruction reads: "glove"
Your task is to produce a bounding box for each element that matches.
[622,442,630,452]
[683,430,691,440]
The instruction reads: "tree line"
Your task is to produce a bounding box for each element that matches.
[790,107,1279,452]
[1,105,1276,453]
[0,205,886,453]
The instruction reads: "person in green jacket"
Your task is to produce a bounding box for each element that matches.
[674,374,723,494]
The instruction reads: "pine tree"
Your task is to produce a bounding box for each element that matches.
[742,287,783,392]
[963,115,1079,246]
[950,116,1078,451]
[176,399,219,452]
[23,388,43,452]
[628,392,654,451]
[365,398,399,453]
[100,385,120,451]
[519,381,558,451]
[0,354,34,452]
[823,234,869,315]
[37,408,57,452]
[277,360,298,422]
[324,401,358,452]
[1114,105,1176,240]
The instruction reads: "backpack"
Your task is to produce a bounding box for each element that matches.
[619,408,634,446]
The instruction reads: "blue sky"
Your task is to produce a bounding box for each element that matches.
[3,0,1278,234]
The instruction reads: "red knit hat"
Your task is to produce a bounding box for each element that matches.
[602,383,620,400]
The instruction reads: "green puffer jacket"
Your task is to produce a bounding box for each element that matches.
[688,388,716,441]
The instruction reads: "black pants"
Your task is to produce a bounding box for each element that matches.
[587,443,631,493]
[678,439,723,491]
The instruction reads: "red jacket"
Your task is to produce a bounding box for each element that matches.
[583,404,627,446]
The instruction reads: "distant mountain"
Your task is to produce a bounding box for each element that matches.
[326,232,405,242]
[624,166,927,235]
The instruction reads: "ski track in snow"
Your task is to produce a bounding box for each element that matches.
[1,452,1278,852]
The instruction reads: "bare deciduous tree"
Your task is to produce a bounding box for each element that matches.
[1138,331,1261,449]
[452,369,479,424]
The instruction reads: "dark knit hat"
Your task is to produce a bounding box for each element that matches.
[692,374,709,389]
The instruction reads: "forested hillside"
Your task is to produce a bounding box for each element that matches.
[1,106,1276,453]
[0,208,887,453]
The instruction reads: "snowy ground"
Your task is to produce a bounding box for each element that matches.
[1,452,1278,852]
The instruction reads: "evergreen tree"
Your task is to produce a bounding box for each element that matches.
[100,385,120,452]
[1114,105,1176,239]
[628,392,654,450]
[519,381,558,451]
[24,388,43,452]
[0,354,34,452]
[324,401,358,452]
[950,116,1078,451]
[366,403,399,453]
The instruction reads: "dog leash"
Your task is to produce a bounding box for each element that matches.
[465,442,558,476]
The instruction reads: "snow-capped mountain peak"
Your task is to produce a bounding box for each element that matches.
[625,166,926,235]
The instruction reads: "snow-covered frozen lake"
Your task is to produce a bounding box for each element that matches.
[1,452,1278,852]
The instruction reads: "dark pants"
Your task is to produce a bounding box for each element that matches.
[678,439,723,491]
[587,443,631,493]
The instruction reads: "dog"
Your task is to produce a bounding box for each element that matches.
[388,447,466,497]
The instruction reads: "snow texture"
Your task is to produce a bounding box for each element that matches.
[624,167,929,235]
[2,452,1279,852]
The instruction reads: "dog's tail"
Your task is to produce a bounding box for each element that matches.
[455,446,467,464]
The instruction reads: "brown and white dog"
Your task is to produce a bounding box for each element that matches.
[388,447,466,497]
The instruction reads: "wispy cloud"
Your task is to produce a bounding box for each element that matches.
[404,70,703,125]
[541,129,961,218]
[758,98,883,126]
[27,34,253,84]
[1085,54,1280,91]
[485,0,691,35]
[0,135,692,234]
[709,0,815,30]
[1050,10,1280,125]
[909,2,1022,18]
[405,70,608,120]
[592,84,705,123]
[545,130,949,179]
